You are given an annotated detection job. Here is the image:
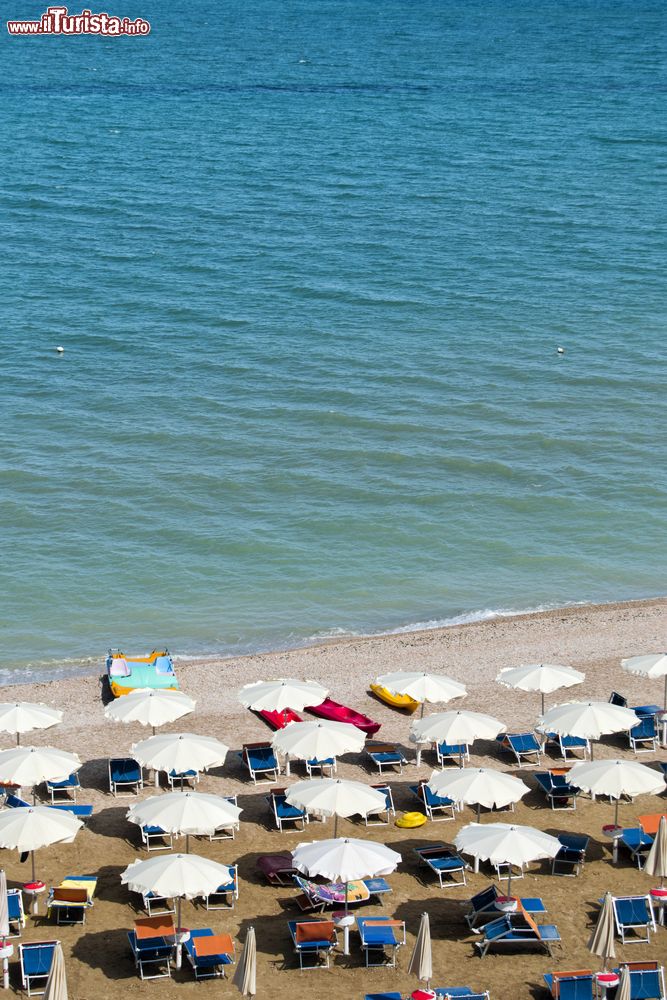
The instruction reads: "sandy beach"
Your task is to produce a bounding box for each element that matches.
[2,596,666,999]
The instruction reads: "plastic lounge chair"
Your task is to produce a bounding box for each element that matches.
[141,824,173,852]
[198,794,240,841]
[141,891,175,916]
[184,928,235,979]
[8,887,26,936]
[612,895,657,944]
[5,793,93,821]
[356,915,405,967]
[242,742,279,783]
[414,843,467,888]
[19,940,59,996]
[288,918,337,970]
[619,828,654,869]
[201,865,238,910]
[464,885,546,929]
[497,733,542,768]
[613,962,666,1000]
[628,716,658,754]
[534,771,580,810]
[409,781,456,821]
[267,788,308,831]
[552,833,589,876]
[543,733,590,761]
[434,990,491,1000]
[365,741,408,775]
[45,772,80,802]
[304,755,337,777]
[475,911,561,957]
[128,916,175,980]
[610,692,628,707]
[436,740,470,767]
[256,852,296,886]
[108,757,143,795]
[46,875,97,925]
[365,784,395,826]
[543,970,595,1000]
[167,768,199,790]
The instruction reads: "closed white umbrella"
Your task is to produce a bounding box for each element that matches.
[496,663,585,715]
[428,767,529,821]
[0,747,80,799]
[121,853,234,968]
[104,688,195,735]
[567,759,666,830]
[407,911,432,987]
[621,654,667,710]
[411,710,505,766]
[233,925,256,997]
[616,965,632,1000]
[286,778,387,837]
[43,941,68,1000]
[454,822,560,894]
[588,891,616,970]
[0,703,63,746]
[272,720,364,776]
[132,733,228,788]
[0,805,82,885]
[644,815,667,886]
[537,701,639,758]
[292,837,401,955]
[0,870,8,989]
[238,679,329,726]
[127,791,242,851]
[375,671,466,718]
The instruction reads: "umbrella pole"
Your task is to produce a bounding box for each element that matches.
[334,814,338,839]
[31,852,35,883]
[507,869,512,897]
[342,880,351,956]
[420,702,425,719]
[541,693,545,716]
[590,741,595,761]
[175,897,183,969]
[614,798,619,829]
[477,803,481,822]
[16,734,19,747]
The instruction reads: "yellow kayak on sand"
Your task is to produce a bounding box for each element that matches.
[369,683,420,713]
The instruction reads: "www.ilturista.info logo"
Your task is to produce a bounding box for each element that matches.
[7,6,150,34]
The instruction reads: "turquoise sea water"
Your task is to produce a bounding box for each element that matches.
[1,1,666,679]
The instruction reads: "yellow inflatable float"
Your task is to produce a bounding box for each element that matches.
[369,683,420,713]
[395,811,427,829]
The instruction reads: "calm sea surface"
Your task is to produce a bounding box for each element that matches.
[1,1,666,679]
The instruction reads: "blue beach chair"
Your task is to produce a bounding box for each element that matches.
[141,824,173,852]
[534,771,580,810]
[464,885,546,929]
[45,772,80,802]
[5,792,93,821]
[619,828,654,868]
[414,843,467,887]
[108,757,143,795]
[127,929,173,980]
[7,888,26,936]
[628,716,658,754]
[497,732,542,768]
[201,865,238,910]
[552,833,589,876]
[167,768,199,789]
[475,912,561,957]
[613,962,666,1000]
[19,940,59,996]
[242,742,279,783]
[365,741,408,774]
[544,971,595,1000]
[543,732,590,761]
[365,784,395,826]
[356,915,405,967]
[434,990,491,1000]
[611,895,656,944]
[184,928,235,979]
[288,918,337,970]
[267,789,308,831]
[409,781,456,821]
[436,740,470,766]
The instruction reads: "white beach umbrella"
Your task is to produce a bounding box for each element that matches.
[127,790,242,850]
[292,836,401,954]
[238,679,329,721]
[568,759,666,830]
[537,701,639,758]
[496,663,585,715]
[104,688,195,735]
[0,805,82,883]
[616,966,632,1000]
[286,778,387,837]
[454,822,560,894]
[375,671,466,718]
[588,891,616,970]
[621,653,667,710]
[0,746,81,796]
[428,767,529,821]
[408,911,432,987]
[132,733,228,786]
[272,720,364,775]
[121,852,234,967]
[411,710,505,766]
[233,925,256,997]
[0,703,63,746]
[644,815,667,886]
[43,941,68,1000]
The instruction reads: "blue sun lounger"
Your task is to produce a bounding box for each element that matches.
[543,733,590,761]
[464,885,546,929]
[628,716,658,754]
[365,742,408,774]
[544,971,595,1000]
[140,824,173,851]
[357,916,405,968]
[19,940,59,996]
[612,895,657,944]
[409,782,456,821]
[613,962,666,1000]
[200,865,238,910]
[434,990,491,1000]
[45,772,80,802]
[267,789,308,831]
[365,784,395,826]
[619,828,654,869]
[46,875,97,925]
[534,772,580,810]
[497,732,542,768]
[552,833,589,876]
[364,994,402,1000]
[8,888,26,936]
[127,929,173,980]
[475,912,561,957]
[5,793,93,821]
[184,928,235,979]
[242,742,279,783]
[415,843,467,887]
[288,918,337,970]
[436,740,470,766]
[108,757,143,795]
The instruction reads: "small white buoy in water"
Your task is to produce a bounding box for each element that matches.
[556,346,565,354]
[56,346,64,353]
